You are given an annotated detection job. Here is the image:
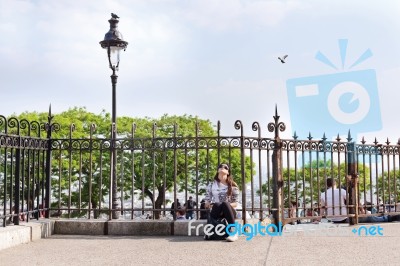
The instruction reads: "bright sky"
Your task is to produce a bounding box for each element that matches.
[1,0,399,142]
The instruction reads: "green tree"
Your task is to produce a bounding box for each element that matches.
[259,159,371,208]
[11,108,254,219]
[376,170,400,204]
[12,108,111,217]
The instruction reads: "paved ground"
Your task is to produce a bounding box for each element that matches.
[1,223,400,265]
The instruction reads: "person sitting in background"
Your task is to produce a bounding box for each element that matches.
[288,200,300,225]
[364,201,377,214]
[320,178,347,223]
[378,198,384,213]
[33,204,45,219]
[176,207,186,220]
[199,199,208,219]
[300,207,320,224]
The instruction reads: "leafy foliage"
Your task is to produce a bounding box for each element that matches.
[11,108,254,218]
[259,159,371,208]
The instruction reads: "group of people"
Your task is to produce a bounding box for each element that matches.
[289,201,320,224]
[170,196,199,220]
[288,177,400,225]
[318,177,400,223]
[171,166,400,243]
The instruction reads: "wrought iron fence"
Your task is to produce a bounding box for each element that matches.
[0,115,52,227]
[49,120,272,223]
[1,109,400,228]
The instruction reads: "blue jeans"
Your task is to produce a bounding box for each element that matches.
[186,211,193,220]
[359,216,388,223]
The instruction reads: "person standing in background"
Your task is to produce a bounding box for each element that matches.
[184,196,196,220]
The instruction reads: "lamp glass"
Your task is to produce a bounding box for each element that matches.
[109,46,122,69]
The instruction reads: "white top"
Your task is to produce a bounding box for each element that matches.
[320,187,347,222]
[204,180,239,204]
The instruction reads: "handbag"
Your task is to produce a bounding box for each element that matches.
[203,210,229,240]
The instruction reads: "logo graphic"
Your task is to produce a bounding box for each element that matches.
[287,39,382,140]
[284,223,384,237]
[351,225,383,236]
[188,220,283,241]
[188,220,384,240]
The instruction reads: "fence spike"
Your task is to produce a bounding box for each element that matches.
[174,123,178,137]
[273,105,280,123]
[361,136,366,144]
[196,120,199,136]
[90,124,96,137]
[132,123,136,133]
[322,133,327,142]
[152,122,157,138]
[48,104,52,119]
[347,130,352,142]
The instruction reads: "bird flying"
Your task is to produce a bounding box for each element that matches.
[111,13,120,19]
[278,55,288,63]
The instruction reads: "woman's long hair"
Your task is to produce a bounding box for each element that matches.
[214,163,238,196]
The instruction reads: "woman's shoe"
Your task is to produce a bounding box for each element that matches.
[226,234,238,242]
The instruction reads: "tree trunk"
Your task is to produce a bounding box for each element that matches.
[144,187,166,219]
[92,200,99,219]
[153,196,164,219]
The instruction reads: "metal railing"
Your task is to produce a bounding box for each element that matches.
[0,115,52,226]
[2,109,400,227]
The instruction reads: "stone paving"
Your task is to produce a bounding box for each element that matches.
[1,222,400,265]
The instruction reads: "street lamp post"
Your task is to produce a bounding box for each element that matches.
[100,13,128,219]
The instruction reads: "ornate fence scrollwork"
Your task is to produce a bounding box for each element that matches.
[3,106,400,228]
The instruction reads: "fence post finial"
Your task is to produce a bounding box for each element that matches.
[268,106,285,227]
[347,130,352,142]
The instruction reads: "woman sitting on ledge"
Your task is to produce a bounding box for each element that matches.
[204,163,239,242]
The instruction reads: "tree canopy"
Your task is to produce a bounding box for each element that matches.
[11,107,254,219]
[259,159,372,208]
